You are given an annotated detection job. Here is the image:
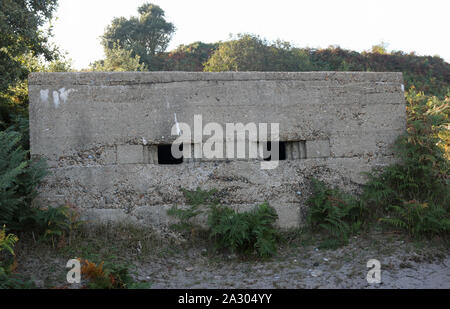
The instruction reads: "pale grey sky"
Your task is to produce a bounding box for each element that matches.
[49,0,450,69]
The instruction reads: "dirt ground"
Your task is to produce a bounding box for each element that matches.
[12,225,450,289]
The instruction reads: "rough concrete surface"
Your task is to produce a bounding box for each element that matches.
[28,72,406,228]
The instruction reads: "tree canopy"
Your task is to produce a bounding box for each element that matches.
[202,34,449,97]
[101,2,175,69]
[90,44,147,72]
[203,34,314,72]
[0,0,58,92]
[161,42,218,71]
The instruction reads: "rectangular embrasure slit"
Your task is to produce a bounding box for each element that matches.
[285,141,306,160]
[157,144,183,165]
[259,141,306,161]
[260,141,287,161]
[148,140,307,164]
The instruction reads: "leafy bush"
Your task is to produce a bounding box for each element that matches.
[380,201,450,237]
[0,270,35,289]
[361,89,449,237]
[0,124,82,243]
[1,53,73,130]
[0,226,34,289]
[309,47,450,97]
[161,42,219,71]
[168,187,280,257]
[363,89,448,208]
[0,129,47,231]
[90,43,147,72]
[305,90,449,242]
[204,34,315,72]
[201,34,449,97]
[167,188,218,232]
[0,225,18,256]
[208,202,279,258]
[34,204,83,247]
[306,179,365,249]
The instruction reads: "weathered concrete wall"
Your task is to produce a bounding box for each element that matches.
[28,72,406,228]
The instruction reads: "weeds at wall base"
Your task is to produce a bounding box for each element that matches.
[304,90,449,247]
[168,188,280,258]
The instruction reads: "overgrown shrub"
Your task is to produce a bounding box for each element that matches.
[168,188,280,257]
[0,225,18,261]
[208,202,279,258]
[0,226,34,289]
[167,188,218,232]
[0,271,35,289]
[34,204,83,247]
[309,48,450,98]
[380,201,450,237]
[0,226,19,275]
[202,34,449,97]
[0,123,82,243]
[306,179,365,249]
[304,89,449,243]
[0,129,47,231]
[361,89,449,237]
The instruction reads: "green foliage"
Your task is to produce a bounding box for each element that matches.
[0,116,84,241]
[0,0,58,92]
[168,187,280,257]
[167,187,218,232]
[1,94,83,245]
[182,187,219,207]
[0,2,66,127]
[0,226,33,289]
[305,89,449,242]
[362,90,449,209]
[90,43,147,72]
[371,41,389,54]
[0,269,35,289]
[161,42,218,71]
[362,89,449,237]
[208,202,279,258]
[306,179,365,249]
[3,114,30,150]
[204,34,314,72]
[0,3,79,241]
[0,129,47,231]
[201,34,450,97]
[309,46,450,97]
[1,52,73,129]
[101,2,175,69]
[380,201,450,237]
[0,1,68,127]
[34,205,83,247]
[0,225,18,256]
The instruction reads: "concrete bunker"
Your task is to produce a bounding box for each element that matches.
[28,72,406,228]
